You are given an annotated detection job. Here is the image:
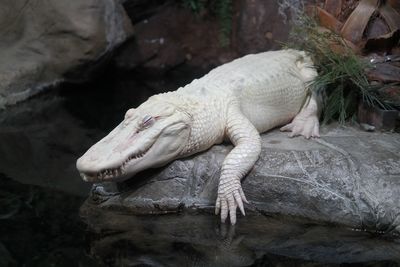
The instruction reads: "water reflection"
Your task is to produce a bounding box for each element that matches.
[82,205,400,267]
[0,174,96,266]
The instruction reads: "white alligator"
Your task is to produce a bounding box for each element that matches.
[76,49,320,224]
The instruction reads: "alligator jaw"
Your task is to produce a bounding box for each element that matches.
[79,142,154,182]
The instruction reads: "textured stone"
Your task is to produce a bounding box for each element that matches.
[0,0,133,108]
[83,126,400,235]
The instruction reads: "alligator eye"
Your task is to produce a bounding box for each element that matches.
[142,115,155,128]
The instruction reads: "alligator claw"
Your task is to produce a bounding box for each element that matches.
[216,181,247,225]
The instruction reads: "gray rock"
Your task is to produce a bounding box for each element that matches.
[0,0,133,108]
[84,126,400,235]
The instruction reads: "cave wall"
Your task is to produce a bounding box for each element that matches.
[115,0,295,74]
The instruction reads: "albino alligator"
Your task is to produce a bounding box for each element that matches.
[76,49,320,224]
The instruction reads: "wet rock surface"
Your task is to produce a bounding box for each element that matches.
[0,0,132,108]
[83,127,400,235]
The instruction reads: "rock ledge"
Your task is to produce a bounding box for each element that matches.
[83,126,400,235]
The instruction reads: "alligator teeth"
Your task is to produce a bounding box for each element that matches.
[94,145,154,180]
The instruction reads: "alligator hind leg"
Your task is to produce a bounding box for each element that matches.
[280,91,320,139]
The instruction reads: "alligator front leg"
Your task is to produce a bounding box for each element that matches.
[215,106,261,224]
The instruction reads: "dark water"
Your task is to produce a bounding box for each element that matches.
[0,69,399,266]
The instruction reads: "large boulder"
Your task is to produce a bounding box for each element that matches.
[0,0,133,108]
[82,126,400,235]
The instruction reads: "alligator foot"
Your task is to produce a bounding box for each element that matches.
[280,113,320,139]
[215,180,249,225]
[280,93,320,139]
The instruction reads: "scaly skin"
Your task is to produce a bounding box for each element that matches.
[76,49,320,224]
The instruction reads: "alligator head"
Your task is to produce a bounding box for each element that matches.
[76,96,191,182]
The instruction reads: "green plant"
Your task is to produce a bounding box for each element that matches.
[285,15,390,124]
